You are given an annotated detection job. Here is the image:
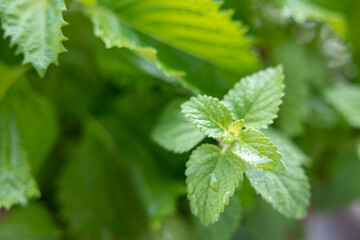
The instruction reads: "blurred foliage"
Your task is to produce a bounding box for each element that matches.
[0,0,359,239]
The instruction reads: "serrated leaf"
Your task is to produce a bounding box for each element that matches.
[185,144,244,225]
[88,5,186,80]
[0,0,67,77]
[182,95,233,138]
[244,134,311,219]
[324,84,360,128]
[231,128,285,171]
[152,99,205,153]
[223,66,284,129]
[0,203,61,240]
[262,129,311,166]
[84,0,259,96]
[0,111,39,209]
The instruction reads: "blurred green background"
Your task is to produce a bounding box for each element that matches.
[0,0,359,239]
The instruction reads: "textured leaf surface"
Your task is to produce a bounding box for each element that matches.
[84,0,259,96]
[93,0,257,76]
[0,0,67,76]
[325,84,360,128]
[231,128,285,171]
[186,144,244,225]
[262,129,311,165]
[223,66,284,129]
[182,95,233,138]
[152,99,205,153]
[0,111,39,209]
[245,132,310,219]
[0,203,61,240]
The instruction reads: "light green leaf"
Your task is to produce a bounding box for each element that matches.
[84,0,259,96]
[0,111,39,209]
[0,0,67,77]
[182,95,233,138]
[262,129,311,166]
[231,128,285,171]
[223,66,284,129]
[244,133,311,218]
[152,99,205,153]
[324,84,360,128]
[88,5,186,80]
[228,120,245,137]
[0,203,61,240]
[185,144,244,225]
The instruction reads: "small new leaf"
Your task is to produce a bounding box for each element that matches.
[152,100,205,153]
[182,95,233,138]
[223,66,285,129]
[231,128,285,171]
[186,144,244,225]
[0,0,68,77]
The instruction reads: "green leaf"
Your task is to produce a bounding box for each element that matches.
[8,81,58,175]
[262,129,311,166]
[0,0,67,77]
[181,95,233,138]
[101,117,185,226]
[0,63,58,174]
[0,203,61,240]
[223,66,284,129]
[152,99,205,153]
[185,144,244,225]
[324,84,360,128]
[244,133,311,219]
[196,195,241,240]
[58,119,147,239]
[231,128,285,171]
[84,0,259,96]
[88,5,186,81]
[0,111,39,209]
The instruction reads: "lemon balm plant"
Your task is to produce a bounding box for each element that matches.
[153,66,310,226]
[0,0,360,239]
